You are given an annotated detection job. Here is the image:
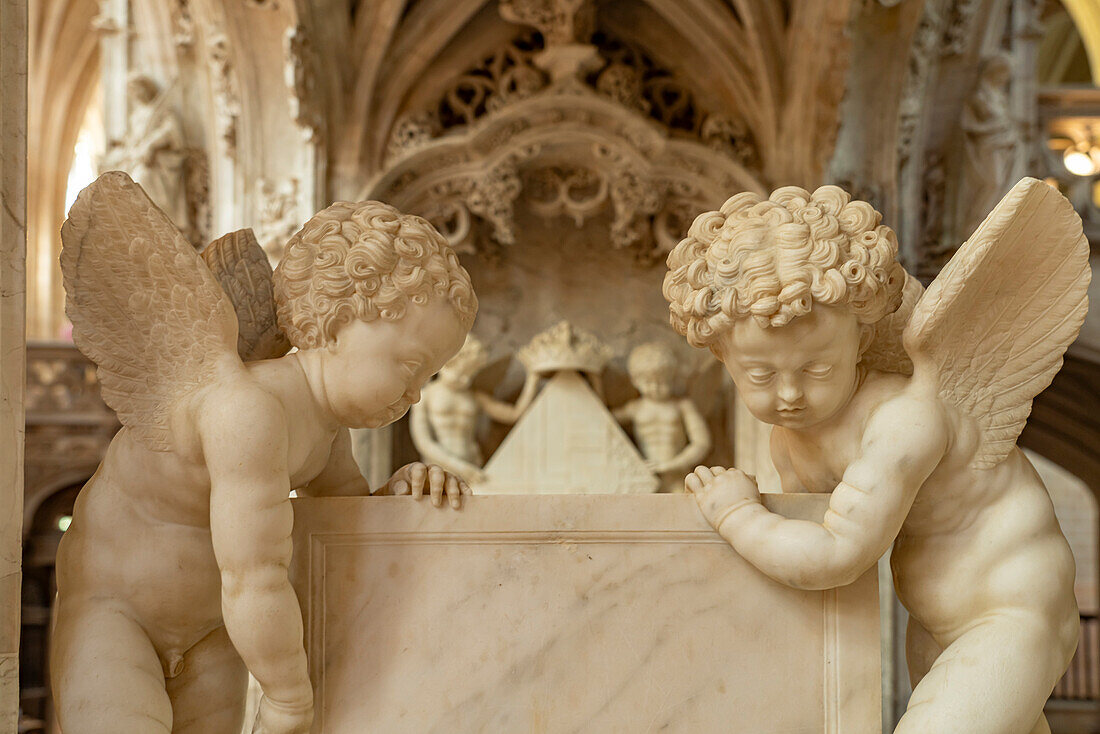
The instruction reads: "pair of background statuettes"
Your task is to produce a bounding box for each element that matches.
[52,171,1087,734]
[411,331,711,494]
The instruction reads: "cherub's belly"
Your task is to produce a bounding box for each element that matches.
[893,466,1076,640]
[56,478,224,663]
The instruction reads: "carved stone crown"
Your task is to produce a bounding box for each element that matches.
[518,321,612,374]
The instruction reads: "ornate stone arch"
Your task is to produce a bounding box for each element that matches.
[367,82,765,261]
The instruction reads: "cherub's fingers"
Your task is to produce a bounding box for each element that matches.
[710,466,727,475]
[445,475,461,509]
[410,463,427,497]
[693,466,715,484]
[428,464,445,507]
[458,480,471,495]
[685,474,703,494]
[392,479,410,496]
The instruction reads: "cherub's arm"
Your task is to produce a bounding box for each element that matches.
[476,370,540,425]
[612,399,636,425]
[202,388,312,727]
[655,399,712,473]
[408,392,484,481]
[298,427,371,497]
[690,396,948,590]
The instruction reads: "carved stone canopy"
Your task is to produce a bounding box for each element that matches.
[366,84,764,263]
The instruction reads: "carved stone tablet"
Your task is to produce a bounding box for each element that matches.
[290,494,881,733]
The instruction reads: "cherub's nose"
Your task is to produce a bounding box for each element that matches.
[776,375,804,407]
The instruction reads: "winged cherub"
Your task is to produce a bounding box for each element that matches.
[51,172,477,734]
[664,179,1089,734]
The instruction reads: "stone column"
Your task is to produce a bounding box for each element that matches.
[0,0,26,728]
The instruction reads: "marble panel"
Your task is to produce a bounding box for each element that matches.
[290,494,881,733]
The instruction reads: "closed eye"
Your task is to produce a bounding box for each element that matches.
[745,369,775,385]
[804,364,832,378]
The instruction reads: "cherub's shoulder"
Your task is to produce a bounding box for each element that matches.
[850,370,945,432]
[193,372,288,438]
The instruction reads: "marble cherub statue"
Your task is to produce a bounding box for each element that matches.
[664,179,1089,734]
[51,172,477,734]
[105,74,190,232]
[410,334,540,482]
[614,342,711,492]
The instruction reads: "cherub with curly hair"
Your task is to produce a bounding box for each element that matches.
[52,173,477,734]
[665,180,1089,733]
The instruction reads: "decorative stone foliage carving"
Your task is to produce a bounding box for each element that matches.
[499,0,595,46]
[373,29,763,263]
[285,24,323,143]
[207,32,241,158]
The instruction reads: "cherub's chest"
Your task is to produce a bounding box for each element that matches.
[634,401,683,429]
[776,429,852,492]
[286,427,336,489]
[430,389,478,418]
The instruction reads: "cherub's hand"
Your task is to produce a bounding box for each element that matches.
[252,695,313,734]
[383,462,470,509]
[685,466,760,530]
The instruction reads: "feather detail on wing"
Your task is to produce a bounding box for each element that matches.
[200,229,291,362]
[60,171,241,452]
[863,270,924,376]
[902,177,1091,470]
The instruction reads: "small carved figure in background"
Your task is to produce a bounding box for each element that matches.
[51,173,476,734]
[614,342,710,492]
[105,74,190,232]
[410,335,540,482]
[666,180,1088,734]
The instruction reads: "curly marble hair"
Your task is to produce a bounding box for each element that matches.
[662,185,906,349]
[273,200,477,349]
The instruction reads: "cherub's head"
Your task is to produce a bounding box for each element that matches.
[627,342,678,400]
[663,185,905,429]
[274,200,477,428]
[437,335,489,390]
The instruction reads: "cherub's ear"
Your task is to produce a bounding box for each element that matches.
[857,324,875,357]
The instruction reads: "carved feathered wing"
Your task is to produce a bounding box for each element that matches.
[902,177,1091,470]
[863,271,924,376]
[200,229,291,362]
[60,171,241,452]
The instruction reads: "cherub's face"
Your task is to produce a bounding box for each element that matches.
[321,300,467,429]
[716,305,863,430]
[631,370,674,400]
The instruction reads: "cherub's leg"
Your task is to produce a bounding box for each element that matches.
[894,612,1072,734]
[904,616,942,687]
[51,597,172,733]
[165,625,248,734]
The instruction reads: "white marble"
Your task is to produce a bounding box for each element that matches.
[0,0,26,726]
[50,176,475,733]
[669,181,1088,733]
[290,494,880,733]
[474,371,658,495]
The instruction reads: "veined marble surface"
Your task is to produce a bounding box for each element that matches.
[290,494,881,733]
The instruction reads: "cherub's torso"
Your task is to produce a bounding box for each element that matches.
[772,370,1076,641]
[629,397,688,463]
[55,355,339,666]
[422,380,481,463]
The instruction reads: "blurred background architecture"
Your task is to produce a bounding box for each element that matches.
[12,0,1100,731]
